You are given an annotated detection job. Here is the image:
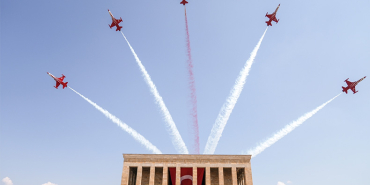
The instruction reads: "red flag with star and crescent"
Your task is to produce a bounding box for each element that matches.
[169,168,204,185]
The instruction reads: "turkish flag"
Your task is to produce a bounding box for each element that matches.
[169,168,204,185]
[180,168,193,185]
[197,168,205,185]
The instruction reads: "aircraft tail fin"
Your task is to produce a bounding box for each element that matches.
[180,0,188,5]
[116,26,122,31]
[63,82,68,89]
[266,21,272,26]
[342,86,348,94]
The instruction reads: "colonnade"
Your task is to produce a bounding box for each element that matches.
[121,154,253,185]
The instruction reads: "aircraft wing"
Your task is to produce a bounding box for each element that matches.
[350,87,356,93]
[110,21,116,28]
[345,80,352,86]
[55,82,61,88]
[266,14,273,18]
[59,76,65,81]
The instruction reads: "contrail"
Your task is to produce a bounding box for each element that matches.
[185,6,200,154]
[68,86,162,154]
[203,27,268,154]
[245,93,342,158]
[120,32,189,154]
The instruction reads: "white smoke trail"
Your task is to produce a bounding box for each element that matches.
[69,87,162,154]
[245,93,342,158]
[203,28,268,154]
[120,32,189,154]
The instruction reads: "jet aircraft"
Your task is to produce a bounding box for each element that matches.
[180,0,188,5]
[342,76,366,94]
[265,4,280,26]
[108,9,123,31]
[47,72,68,89]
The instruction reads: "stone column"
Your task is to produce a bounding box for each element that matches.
[206,167,210,185]
[231,167,237,185]
[163,165,168,185]
[176,165,181,185]
[149,166,155,185]
[244,164,253,185]
[136,165,143,185]
[121,165,130,185]
[193,167,197,185]
[218,167,224,185]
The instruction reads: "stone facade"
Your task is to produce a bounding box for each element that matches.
[121,154,253,185]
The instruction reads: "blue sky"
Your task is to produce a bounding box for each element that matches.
[1,0,369,185]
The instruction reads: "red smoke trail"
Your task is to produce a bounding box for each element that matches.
[185,6,199,154]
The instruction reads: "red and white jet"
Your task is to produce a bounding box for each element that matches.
[180,0,188,5]
[108,9,123,31]
[265,4,280,26]
[342,76,366,94]
[47,72,68,89]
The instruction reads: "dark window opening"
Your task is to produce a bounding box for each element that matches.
[223,168,232,185]
[236,168,245,185]
[155,167,163,185]
[142,167,150,185]
[128,167,138,185]
[210,168,219,185]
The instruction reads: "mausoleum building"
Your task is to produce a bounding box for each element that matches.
[121,154,253,185]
